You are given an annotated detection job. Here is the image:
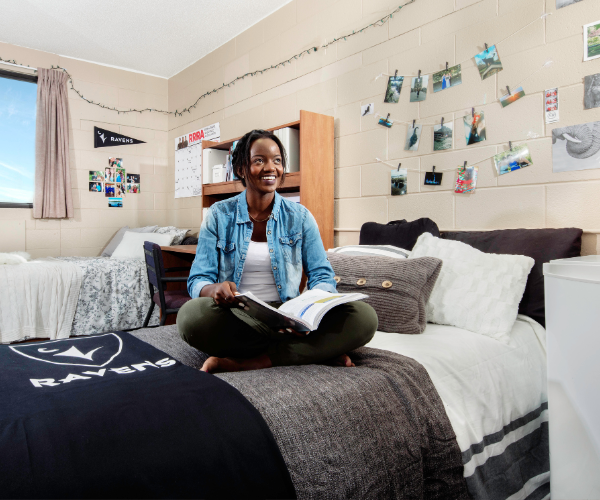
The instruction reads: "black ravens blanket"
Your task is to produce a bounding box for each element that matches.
[0,333,295,499]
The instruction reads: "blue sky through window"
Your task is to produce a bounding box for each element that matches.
[0,76,37,204]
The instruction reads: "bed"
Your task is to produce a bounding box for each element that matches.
[132,313,549,499]
[367,316,548,499]
[1,223,576,499]
[0,226,194,344]
[0,317,547,499]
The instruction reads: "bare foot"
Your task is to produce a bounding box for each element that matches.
[327,353,355,367]
[201,353,272,374]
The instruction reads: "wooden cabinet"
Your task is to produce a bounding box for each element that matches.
[201,110,334,250]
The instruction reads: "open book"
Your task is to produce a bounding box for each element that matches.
[235,289,368,332]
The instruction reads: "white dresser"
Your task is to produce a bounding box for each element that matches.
[544,256,600,499]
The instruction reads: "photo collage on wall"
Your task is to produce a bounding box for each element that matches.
[363,7,600,196]
[88,158,141,207]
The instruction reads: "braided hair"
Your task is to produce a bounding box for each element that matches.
[231,129,287,187]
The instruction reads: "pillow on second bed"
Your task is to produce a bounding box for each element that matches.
[155,226,189,245]
[111,232,175,260]
[410,232,534,339]
[328,253,442,334]
[101,225,159,257]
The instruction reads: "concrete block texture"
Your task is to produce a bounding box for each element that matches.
[389,191,455,229]
[455,185,546,229]
[4,0,600,258]
[1,43,174,256]
[335,196,388,227]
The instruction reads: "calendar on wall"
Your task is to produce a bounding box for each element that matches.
[174,123,220,198]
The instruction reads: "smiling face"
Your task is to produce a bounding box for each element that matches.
[245,137,284,196]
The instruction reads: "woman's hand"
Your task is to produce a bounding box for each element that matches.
[201,282,240,307]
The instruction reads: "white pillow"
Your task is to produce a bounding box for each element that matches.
[111,232,175,260]
[101,225,159,257]
[328,245,410,259]
[154,226,189,245]
[409,232,534,339]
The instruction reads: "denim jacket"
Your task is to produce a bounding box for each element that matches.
[187,190,337,302]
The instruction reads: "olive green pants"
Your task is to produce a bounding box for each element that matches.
[176,297,378,366]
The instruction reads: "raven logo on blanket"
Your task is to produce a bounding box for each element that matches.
[0,331,296,499]
[10,333,123,367]
[94,126,146,148]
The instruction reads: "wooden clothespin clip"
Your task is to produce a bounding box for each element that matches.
[418,70,421,78]
[432,166,436,173]
[394,69,398,77]
[386,113,391,121]
[412,119,416,128]
[507,86,511,95]
[463,161,468,170]
[509,141,513,151]
[441,117,445,126]
[484,43,489,51]
[472,107,475,117]
[446,62,449,70]
[397,163,402,171]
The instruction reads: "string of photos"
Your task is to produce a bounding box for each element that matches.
[366,12,553,196]
[0,0,417,117]
[377,138,529,195]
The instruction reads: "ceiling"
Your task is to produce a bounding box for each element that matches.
[0,0,292,78]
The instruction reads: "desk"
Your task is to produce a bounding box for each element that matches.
[158,245,196,325]
[161,244,306,295]
[160,245,196,288]
[161,245,197,256]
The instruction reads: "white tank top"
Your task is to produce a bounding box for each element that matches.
[238,241,281,302]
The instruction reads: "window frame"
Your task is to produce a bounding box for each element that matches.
[0,68,38,209]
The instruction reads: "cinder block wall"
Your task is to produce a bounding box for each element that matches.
[0,42,170,258]
[167,0,600,252]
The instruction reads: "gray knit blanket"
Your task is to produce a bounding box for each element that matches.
[132,325,469,499]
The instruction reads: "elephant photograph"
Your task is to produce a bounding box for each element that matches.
[552,121,600,172]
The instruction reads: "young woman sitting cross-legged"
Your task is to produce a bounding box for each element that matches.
[177,129,378,373]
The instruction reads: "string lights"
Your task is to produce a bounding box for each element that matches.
[0,0,416,117]
[374,13,551,81]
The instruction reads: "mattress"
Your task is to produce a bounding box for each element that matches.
[366,315,549,499]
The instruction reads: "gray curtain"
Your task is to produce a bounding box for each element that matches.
[33,68,73,219]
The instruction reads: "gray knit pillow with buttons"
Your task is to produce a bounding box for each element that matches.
[327,254,442,334]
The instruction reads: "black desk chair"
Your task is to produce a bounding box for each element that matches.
[143,241,192,327]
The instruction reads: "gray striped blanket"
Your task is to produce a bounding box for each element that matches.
[133,324,549,499]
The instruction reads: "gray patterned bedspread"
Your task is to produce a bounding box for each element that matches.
[132,325,469,499]
[58,257,159,335]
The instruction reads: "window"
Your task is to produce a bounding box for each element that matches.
[0,69,37,208]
